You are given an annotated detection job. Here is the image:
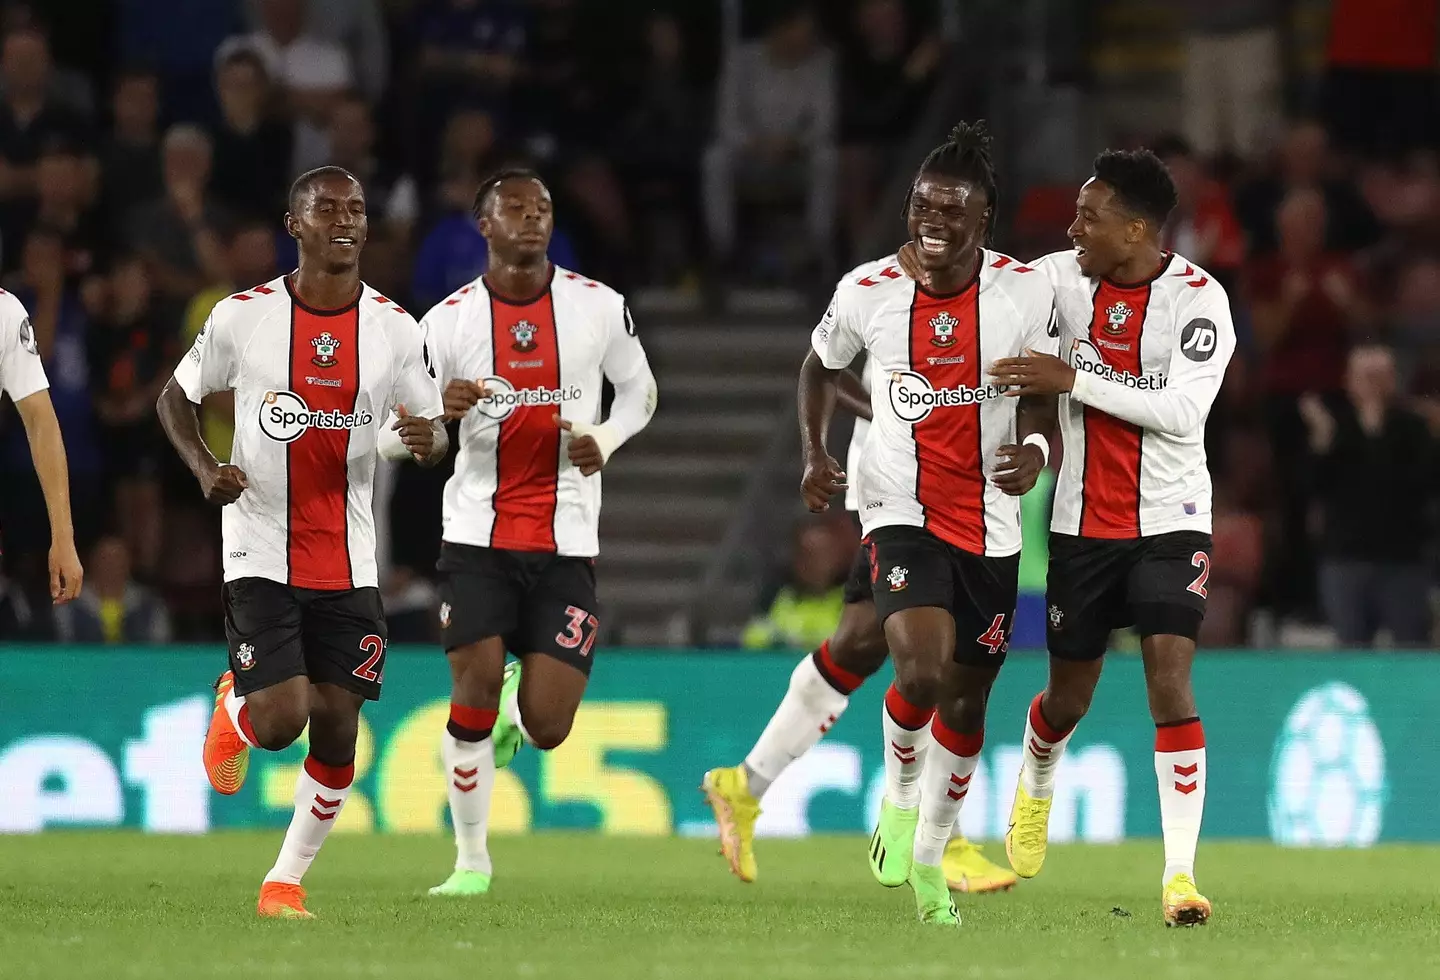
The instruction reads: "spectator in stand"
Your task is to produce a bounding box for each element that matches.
[837,0,939,258]
[31,139,101,284]
[1392,257,1440,413]
[1176,0,1280,159]
[742,519,850,651]
[326,93,417,236]
[89,254,176,580]
[703,2,837,277]
[53,535,170,643]
[1234,120,1381,255]
[98,69,163,246]
[1248,186,1371,621]
[124,124,227,312]
[412,0,526,119]
[242,0,388,103]
[612,12,706,288]
[208,46,292,221]
[181,219,279,465]
[217,0,354,174]
[1301,345,1435,646]
[1154,134,1245,291]
[0,24,90,265]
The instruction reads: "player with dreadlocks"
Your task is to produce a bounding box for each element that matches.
[702,122,1057,925]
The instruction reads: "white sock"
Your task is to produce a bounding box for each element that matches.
[914,719,983,866]
[1019,693,1075,798]
[445,733,496,874]
[501,688,534,746]
[1156,719,1206,884]
[742,651,854,799]
[882,684,934,809]
[264,756,352,885]
[223,685,258,749]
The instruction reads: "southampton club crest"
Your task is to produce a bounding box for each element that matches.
[511,319,539,352]
[311,331,341,368]
[236,642,256,670]
[887,565,909,592]
[929,310,959,348]
[1103,301,1133,335]
[1048,604,1064,630]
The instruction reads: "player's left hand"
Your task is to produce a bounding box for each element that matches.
[990,350,1076,396]
[555,416,604,475]
[991,442,1046,497]
[49,537,83,605]
[392,404,439,462]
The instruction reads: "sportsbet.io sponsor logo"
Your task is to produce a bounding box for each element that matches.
[475,376,582,421]
[1069,339,1167,390]
[887,370,1002,423]
[258,390,374,443]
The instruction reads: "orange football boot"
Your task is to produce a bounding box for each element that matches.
[204,671,250,795]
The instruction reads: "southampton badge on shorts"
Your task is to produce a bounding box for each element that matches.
[439,602,451,628]
[236,642,256,670]
[888,566,909,592]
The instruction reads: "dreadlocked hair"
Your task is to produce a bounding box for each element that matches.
[903,120,999,243]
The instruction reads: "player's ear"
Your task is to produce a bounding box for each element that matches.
[284,212,299,240]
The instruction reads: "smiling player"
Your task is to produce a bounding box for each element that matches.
[158,166,447,918]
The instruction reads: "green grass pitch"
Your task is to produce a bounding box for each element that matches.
[1,833,1437,979]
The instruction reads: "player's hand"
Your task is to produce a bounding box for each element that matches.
[49,536,83,605]
[991,442,1046,497]
[443,379,491,420]
[392,403,439,462]
[199,462,249,505]
[555,416,605,475]
[990,350,1076,396]
[800,450,847,512]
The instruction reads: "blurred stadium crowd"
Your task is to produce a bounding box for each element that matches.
[0,0,1437,650]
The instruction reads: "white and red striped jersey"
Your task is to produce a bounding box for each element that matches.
[1039,250,1236,538]
[424,266,651,557]
[0,290,46,403]
[813,251,1058,557]
[173,276,443,589]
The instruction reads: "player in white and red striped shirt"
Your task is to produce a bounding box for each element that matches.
[382,169,656,898]
[989,148,1236,926]
[792,123,1056,926]
[160,167,447,919]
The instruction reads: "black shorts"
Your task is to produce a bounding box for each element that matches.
[865,525,1019,666]
[843,542,873,605]
[1045,531,1212,661]
[223,578,388,700]
[437,541,600,675]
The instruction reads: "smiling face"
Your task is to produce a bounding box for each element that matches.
[478,176,554,264]
[905,173,989,277]
[286,172,367,272]
[1067,178,1145,279]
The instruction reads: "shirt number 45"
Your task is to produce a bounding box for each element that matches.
[556,606,600,658]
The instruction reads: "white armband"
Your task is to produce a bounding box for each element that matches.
[1023,432,1051,467]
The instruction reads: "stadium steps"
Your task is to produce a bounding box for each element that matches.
[597,320,810,644]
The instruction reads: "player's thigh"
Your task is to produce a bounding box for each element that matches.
[446,637,508,707]
[949,549,1020,668]
[1045,534,1129,663]
[870,526,956,672]
[299,586,389,702]
[516,651,589,749]
[1127,532,1210,644]
[437,542,524,655]
[516,555,602,678]
[223,577,306,698]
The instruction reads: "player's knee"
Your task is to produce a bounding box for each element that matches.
[1145,676,1197,724]
[891,658,944,708]
[523,711,573,751]
[829,624,888,678]
[252,698,310,751]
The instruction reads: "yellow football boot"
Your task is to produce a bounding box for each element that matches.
[700,766,761,883]
[1004,783,1053,879]
[1162,873,1212,927]
[943,837,1018,893]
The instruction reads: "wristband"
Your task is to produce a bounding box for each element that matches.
[1023,432,1050,467]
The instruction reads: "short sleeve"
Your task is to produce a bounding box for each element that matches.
[811,287,864,369]
[1019,275,1059,358]
[601,299,650,385]
[0,301,48,402]
[172,305,236,403]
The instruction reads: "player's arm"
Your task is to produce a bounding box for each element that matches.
[993,279,1059,496]
[836,365,872,422]
[557,301,658,477]
[158,308,248,504]
[800,288,865,511]
[1066,296,1236,437]
[382,316,449,467]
